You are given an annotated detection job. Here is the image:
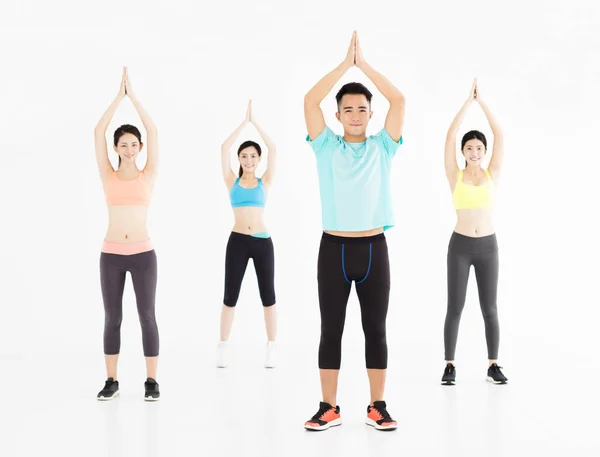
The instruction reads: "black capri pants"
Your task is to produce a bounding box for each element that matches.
[317,232,390,370]
[223,232,276,307]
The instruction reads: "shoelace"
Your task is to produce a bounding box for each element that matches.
[490,365,504,373]
[444,365,454,375]
[373,405,393,423]
[310,404,332,422]
[145,381,158,390]
[102,380,116,390]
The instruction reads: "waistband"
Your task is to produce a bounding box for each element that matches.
[230,231,272,241]
[321,232,386,245]
[102,239,154,255]
[449,232,498,253]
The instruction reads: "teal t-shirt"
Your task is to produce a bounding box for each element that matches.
[306,126,403,232]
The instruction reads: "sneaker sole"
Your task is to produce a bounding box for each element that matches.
[97,390,120,401]
[144,396,160,402]
[441,380,456,386]
[486,376,508,384]
[365,417,398,431]
[304,418,342,431]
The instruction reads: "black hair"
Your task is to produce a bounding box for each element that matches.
[237,140,262,177]
[335,82,373,111]
[461,130,487,167]
[113,124,142,168]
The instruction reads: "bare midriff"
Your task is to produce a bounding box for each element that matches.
[324,227,384,238]
[454,208,495,237]
[232,206,268,235]
[105,205,150,243]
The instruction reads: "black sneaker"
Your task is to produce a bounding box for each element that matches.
[441,363,456,385]
[366,401,398,431]
[97,377,119,401]
[304,402,342,431]
[486,363,508,384]
[144,378,160,401]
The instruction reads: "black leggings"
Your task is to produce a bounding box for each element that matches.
[223,232,276,307]
[100,250,159,357]
[444,232,499,361]
[318,232,390,370]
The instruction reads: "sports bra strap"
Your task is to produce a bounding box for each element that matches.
[484,169,492,180]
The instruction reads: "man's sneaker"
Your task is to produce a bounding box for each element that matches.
[264,341,277,368]
[216,341,229,368]
[97,378,119,401]
[441,363,456,385]
[304,402,342,431]
[365,401,398,431]
[144,378,160,401]
[486,363,508,384]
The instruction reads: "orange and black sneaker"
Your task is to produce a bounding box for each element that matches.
[365,400,398,431]
[304,401,342,431]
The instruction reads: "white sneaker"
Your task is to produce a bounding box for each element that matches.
[264,341,277,368]
[216,341,229,368]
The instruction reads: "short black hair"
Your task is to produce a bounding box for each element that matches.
[461,130,487,150]
[335,82,373,111]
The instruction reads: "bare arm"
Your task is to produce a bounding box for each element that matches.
[355,34,405,142]
[445,80,476,184]
[253,117,276,185]
[123,69,158,178]
[304,32,356,140]
[221,101,251,188]
[478,97,504,180]
[94,69,126,182]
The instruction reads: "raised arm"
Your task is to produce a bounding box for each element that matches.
[123,68,158,179]
[221,101,251,188]
[355,33,405,142]
[477,93,504,181]
[445,80,476,184]
[304,32,356,140]
[94,68,126,182]
[252,115,277,186]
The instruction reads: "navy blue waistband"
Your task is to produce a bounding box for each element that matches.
[321,232,385,245]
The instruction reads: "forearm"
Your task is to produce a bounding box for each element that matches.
[447,101,472,137]
[304,61,351,105]
[252,121,275,151]
[478,100,502,135]
[129,96,157,133]
[94,96,122,133]
[222,121,247,150]
[359,63,404,102]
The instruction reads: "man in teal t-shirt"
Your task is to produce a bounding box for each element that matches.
[303,32,405,432]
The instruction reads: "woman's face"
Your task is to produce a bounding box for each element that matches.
[238,146,260,174]
[114,133,143,164]
[462,139,486,166]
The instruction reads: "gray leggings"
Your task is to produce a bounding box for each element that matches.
[444,232,499,360]
[100,250,159,357]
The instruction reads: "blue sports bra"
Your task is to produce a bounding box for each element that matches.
[230,178,266,208]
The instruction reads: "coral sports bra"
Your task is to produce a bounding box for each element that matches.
[452,169,495,210]
[104,170,151,206]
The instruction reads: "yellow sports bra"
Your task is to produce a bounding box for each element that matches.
[452,169,495,210]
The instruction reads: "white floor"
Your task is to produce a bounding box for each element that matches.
[2,342,598,457]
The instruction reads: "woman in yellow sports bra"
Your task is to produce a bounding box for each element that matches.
[441,79,508,386]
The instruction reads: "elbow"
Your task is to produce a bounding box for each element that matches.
[304,93,319,108]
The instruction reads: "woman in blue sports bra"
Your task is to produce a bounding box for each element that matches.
[217,100,278,368]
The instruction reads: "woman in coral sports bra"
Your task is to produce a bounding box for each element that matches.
[441,79,508,386]
[94,68,160,401]
[217,100,278,369]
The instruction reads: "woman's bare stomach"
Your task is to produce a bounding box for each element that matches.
[454,208,495,237]
[104,205,150,243]
[324,227,384,237]
[232,207,268,234]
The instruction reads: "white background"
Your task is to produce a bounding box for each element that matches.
[1,0,599,455]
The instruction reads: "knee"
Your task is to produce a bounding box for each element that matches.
[104,313,122,330]
[139,312,157,328]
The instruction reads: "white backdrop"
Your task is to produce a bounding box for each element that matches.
[1,0,599,454]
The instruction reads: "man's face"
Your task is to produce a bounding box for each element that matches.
[336,93,372,137]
